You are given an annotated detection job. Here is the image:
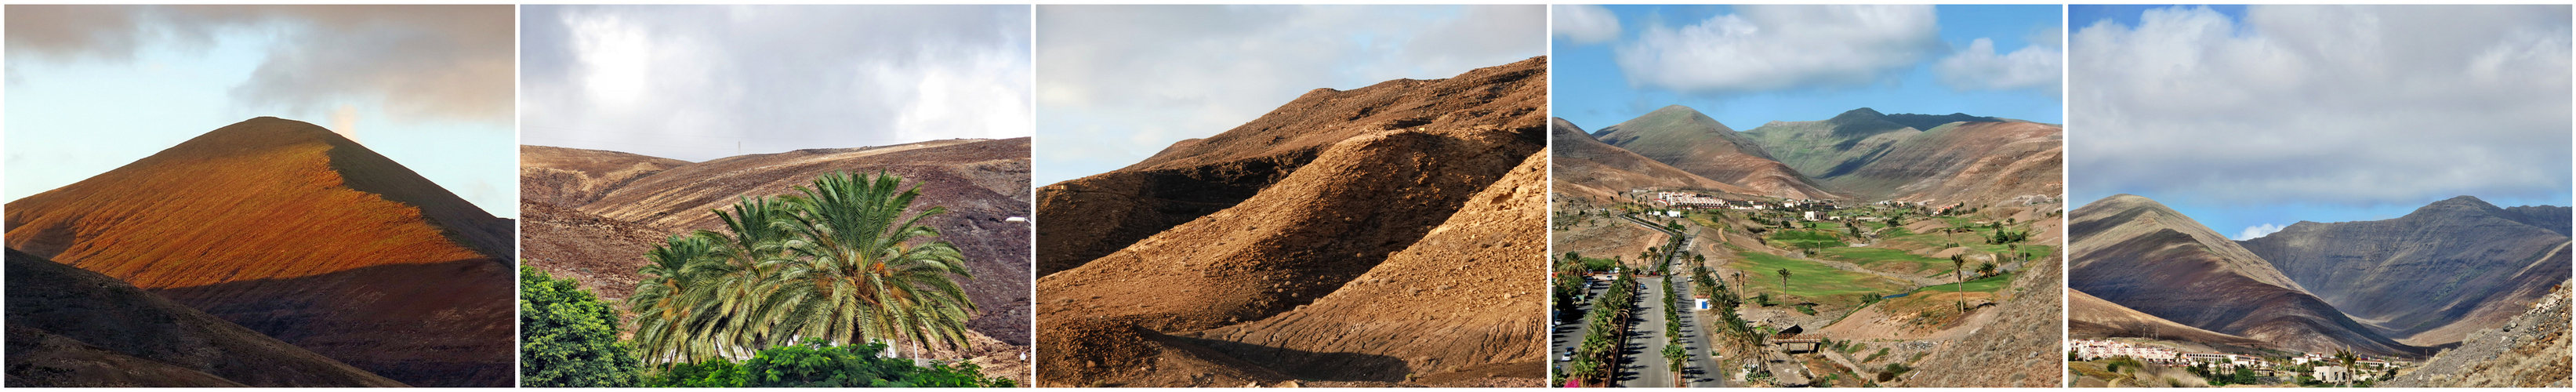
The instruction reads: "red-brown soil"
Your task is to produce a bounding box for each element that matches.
[1549,117,1757,203]
[521,137,1032,346]
[6,249,405,387]
[1867,121,2065,208]
[3,117,514,387]
[2237,197,2570,347]
[1036,57,1547,386]
[1589,105,1837,200]
[519,145,691,207]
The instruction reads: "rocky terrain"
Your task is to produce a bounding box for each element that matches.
[1588,105,1836,200]
[6,249,406,387]
[2237,196,2572,347]
[518,137,1034,354]
[1035,56,1547,387]
[2384,281,2571,387]
[2068,194,2429,358]
[1901,251,2063,387]
[3,117,515,387]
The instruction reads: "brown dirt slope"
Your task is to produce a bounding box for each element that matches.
[2237,196,2571,347]
[2384,281,2571,387]
[5,249,405,387]
[1592,105,1836,200]
[1036,57,1547,387]
[1549,117,1756,203]
[1904,252,2064,387]
[528,139,1033,345]
[1187,150,1547,384]
[520,144,691,207]
[1032,318,1293,387]
[2067,289,2271,347]
[2068,194,2429,358]
[2,117,514,387]
[1036,56,1547,278]
[517,199,680,304]
[1869,122,2065,207]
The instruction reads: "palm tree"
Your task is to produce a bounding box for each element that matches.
[688,196,797,355]
[1775,268,1791,299]
[1951,255,1968,310]
[1664,343,1689,387]
[1976,262,1998,279]
[631,234,723,365]
[2332,349,2359,387]
[761,171,978,358]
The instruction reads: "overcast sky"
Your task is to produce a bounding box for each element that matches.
[1034,5,1547,186]
[6,5,517,217]
[1552,5,2063,132]
[2069,5,2572,240]
[520,5,1032,162]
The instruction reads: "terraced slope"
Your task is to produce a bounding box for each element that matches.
[2238,197,2572,346]
[3,117,515,387]
[519,145,691,207]
[1036,57,1547,386]
[1549,117,1754,202]
[1592,105,1835,200]
[6,249,405,387]
[1037,57,1547,278]
[2067,194,2427,357]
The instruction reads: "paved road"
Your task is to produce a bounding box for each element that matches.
[1671,276,1729,387]
[1619,276,1675,387]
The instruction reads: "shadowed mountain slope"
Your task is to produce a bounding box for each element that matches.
[2238,196,2572,346]
[2069,194,2428,358]
[3,117,514,387]
[5,249,405,387]
[1548,118,1754,202]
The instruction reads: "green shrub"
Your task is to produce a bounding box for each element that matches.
[520,267,643,387]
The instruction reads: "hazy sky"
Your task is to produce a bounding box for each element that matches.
[5,5,517,217]
[1551,5,2063,132]
[1035,5,1547,186]
[520,5,1032,162]
[2069,5,2573,240]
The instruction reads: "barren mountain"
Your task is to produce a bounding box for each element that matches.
[520,138,1033,345]
[2068,194,2428,358]
[2385,281,2571,387]
[2067,289,2271,347]
[1036,57,1547,386]
[2238,196,2571,347]
[1849,122,2063,205]
[1591,105,1835,200]
[6,249,405,387]
[3,117,515,387]
[1549,117,1755,203]
[519,145,691,207]
[1037,57,1547,278]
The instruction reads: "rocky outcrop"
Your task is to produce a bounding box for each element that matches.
[2238,196,2572,346]
[2068,194,2428,358]
[2384,281,2571,387]
[4,118,513,386]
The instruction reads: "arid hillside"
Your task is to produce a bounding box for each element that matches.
[519,138,1033,347]
[2237,196,2572,347]
[520,145,691,207]
[2385,281,2571,387]
[2068,194,2428,358]
[3,117,515,387]
[1036,57,1547,387]
[6,249,406,387]
[1591,105,1836,200]
[1549,117,1754,202]
[2067,289,2273,347]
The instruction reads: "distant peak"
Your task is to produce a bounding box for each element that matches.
[1649,104,1705,115]
[1831,107,1888,121]
[2407,195,2505,218]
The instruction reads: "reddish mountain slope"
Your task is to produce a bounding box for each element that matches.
[520,145,691,207]
[1549,117,1755,202]
[2066,289,2272,347]
[1862,121,2065,207]
[1592,105,1836,200]
[1036,56,1547,278]
[2069,194,2428,358]
[6,249,405,387]
[3,117,514,387]
[2237,197,2571,346]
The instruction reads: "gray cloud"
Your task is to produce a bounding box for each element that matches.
[1613,5,1943,95]
[7,5,513,124]
[520,5,1032,162]
[2070,5,2571,207]
[1033,5,1544,184]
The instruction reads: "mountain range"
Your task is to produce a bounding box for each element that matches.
[4,117,515,387]
[1034,56,1548,387]
[2069,194,2571,358]
[1556,105,2061,206]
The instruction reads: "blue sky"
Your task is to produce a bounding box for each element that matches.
[1035,5,1547,186]
[6,5,517,217]
[2068,5,2571,239]
[1551,5,2063,133]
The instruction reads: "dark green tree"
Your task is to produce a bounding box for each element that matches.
[521,267,644,387]
[642,339,1015,387]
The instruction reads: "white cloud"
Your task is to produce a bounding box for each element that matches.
[5,5,515,123]
[2070,5,2571,208]
[2234,223,2285,240]
[1613,5,1942,94]
[521,5,1032,162]
[1034,5,1544,184]
[1554,5,1620,44]
[1934,36,2063,94]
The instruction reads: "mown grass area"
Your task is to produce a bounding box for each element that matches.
[1812,247,1949,274]
[1728,251,1910,308]
[1768,229,1847,249]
